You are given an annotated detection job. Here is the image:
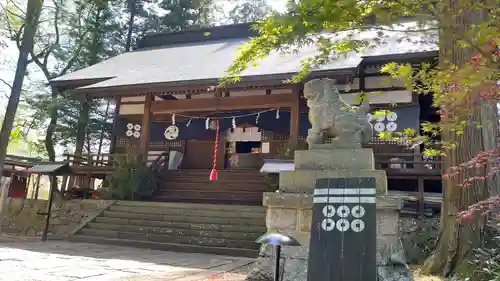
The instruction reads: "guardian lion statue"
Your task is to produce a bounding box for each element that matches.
[304,78,373,148]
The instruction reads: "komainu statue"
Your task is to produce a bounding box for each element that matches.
[304,78,373,148]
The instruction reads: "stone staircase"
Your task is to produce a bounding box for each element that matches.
[69,201,267,258]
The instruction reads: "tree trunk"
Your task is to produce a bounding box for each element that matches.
[97,99,111,155]
[125,0,137,52]
[45,88,58,162]
[68,95,89,189]
[422,0,492,276]
[0,0,43,178]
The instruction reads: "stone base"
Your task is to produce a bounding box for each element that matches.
[247,193,413,281]
[294,149,375,170]
[378,266,414,281]
[246,244,309,281]
[246,245,413,281]
[279,169,387,194]
[309,143,363,150]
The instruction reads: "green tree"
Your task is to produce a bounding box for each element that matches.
[227,0,272,24]
[225,0,499,276]
[0,0,43,189]
[139,0,216,34]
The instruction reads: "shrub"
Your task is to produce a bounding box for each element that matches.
[455,215,500,280]
[100,153,159,200]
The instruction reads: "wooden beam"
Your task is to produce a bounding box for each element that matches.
[151,93,294,113]
[109,97,121,154]
[140,94,153,156]
[289,86,301,147]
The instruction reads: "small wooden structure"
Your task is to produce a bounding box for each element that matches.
[2,155,42,198]
[26,163,72,241]
[49,23,443,211]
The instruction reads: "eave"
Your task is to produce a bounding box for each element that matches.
[66,68,357,98]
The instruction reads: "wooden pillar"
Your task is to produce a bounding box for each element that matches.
[140,93,153,158]
[418,176,425,217]
[24,174,31,199]
[289,86,301,147]
[34,174,41,199]
[109,96,121,155]
[0,177,13,227]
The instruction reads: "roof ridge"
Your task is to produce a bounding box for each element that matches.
[136,23,258,49]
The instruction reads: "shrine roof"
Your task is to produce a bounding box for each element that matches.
[51,22,438,95]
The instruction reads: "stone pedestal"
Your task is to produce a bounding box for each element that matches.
[246,148,413,281]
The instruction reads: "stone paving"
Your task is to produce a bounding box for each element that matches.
[0,238,252,281]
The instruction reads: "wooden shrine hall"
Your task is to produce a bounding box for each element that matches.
[50,22,443,214]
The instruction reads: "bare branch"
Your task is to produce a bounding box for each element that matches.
[8,0,27,17]
[0,78,12,89]
[0,78,12,99]
[4,3,26,20]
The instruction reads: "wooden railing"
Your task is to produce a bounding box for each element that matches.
[374,153,443,177]
[64,152,443,175]
[64,152,165,168]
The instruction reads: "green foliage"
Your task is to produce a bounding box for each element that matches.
[455,222,500,281]
[224,0,499,159]
[227,0,273,24]
[223,0,436,85]
[100,153,159,200]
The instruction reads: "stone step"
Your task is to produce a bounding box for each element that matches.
[152,195,262,206]
[157,182,267,191]
[101,211,266,226]
[114,201,266,213]
[79,229,260,249]
[153,190,263,204]
[162,169,264,176]
[108,205,265,219]
[69,235,259,258]
[87,222,262,241]
[94,217,267,233]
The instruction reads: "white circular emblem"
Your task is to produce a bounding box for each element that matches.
[133,131,141,138]
[126,123,134,130]
[375,113,386,122]
[134,124,141,131]
[125,130,133,137]
[322,205,335,217]
[386,111,398,121]
[164,125,179,140]
[336,219,350,232]
[351,219,365,232]
[386,122,398,132]
[351,205,366,218]
[337,205,350,218]
[374,122,385,132]
[321,218,335,231]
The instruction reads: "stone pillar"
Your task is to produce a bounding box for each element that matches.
[246,148,412,281]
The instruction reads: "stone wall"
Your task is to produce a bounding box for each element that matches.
[264,193,313,246]
[0,198,113,238]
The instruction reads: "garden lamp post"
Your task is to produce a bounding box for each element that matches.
[255,232,301,281]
